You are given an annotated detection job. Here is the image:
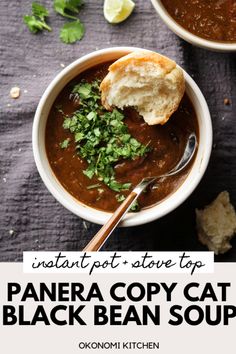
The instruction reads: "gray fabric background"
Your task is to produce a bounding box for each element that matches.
[0,0,235,261]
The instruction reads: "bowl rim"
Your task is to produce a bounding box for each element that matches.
[32,46,213,227]
[150,0,236,52]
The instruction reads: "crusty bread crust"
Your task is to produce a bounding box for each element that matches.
[109,50,176,72]
[100,50,185,125]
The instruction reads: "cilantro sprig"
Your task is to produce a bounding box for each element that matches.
[54,0,85,43]
[53,0,83,19]
[61,80,150,193]
[23,2,51,33]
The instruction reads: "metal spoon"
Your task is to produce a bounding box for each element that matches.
[83,133,197,252]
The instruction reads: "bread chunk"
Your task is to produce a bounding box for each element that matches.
[196,191,236,255]
[100,50,185,125]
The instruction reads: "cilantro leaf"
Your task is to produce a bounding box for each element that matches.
[130,200,140,212]
[108,180,131,192]
[116,194,126,202]
[23,15,43,33]
[60,138,70,148]
[83,165,95,179]
[32,2,49,20]
[73,83,92,98]
[54,0,83,19]
[23,2,51,33]
[60,20,85,44]
[75,132,84,142]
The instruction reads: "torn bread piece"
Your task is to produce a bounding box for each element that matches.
[196,191,236,255]
[100,50,185,125]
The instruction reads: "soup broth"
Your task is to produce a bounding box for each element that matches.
[161,0,236,42]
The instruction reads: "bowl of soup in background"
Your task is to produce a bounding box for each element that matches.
[32,47,212,226]
[150,0,236,52]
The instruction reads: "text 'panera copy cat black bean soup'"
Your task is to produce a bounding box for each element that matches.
[45,62,199,213]
[161,0,236,42]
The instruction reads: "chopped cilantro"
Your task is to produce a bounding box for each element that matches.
[23,2,51,33]
[75,132,84,142]
[53,0,83,19]
[130,200,140,212]
[61,80,151,193]
[109,180,131,192]
[60,138,70,149]
[83,165,95,179]
[60,20,85,44]
[116,194,126,202]
[116,195,140,211]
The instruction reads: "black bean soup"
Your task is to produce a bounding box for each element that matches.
[45,62,198,212]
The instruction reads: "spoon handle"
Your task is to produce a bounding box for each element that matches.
[83,191,137,252]
[83,177,157,252]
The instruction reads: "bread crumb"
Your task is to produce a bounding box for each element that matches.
[60,63,65,68]
[3,177,6,183]
[224,98,230,105]
[10,86,20,99]
[24,89,28,93]
[196,191,236,255]
[9,229,14,236]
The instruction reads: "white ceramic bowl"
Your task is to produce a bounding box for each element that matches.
[150,0,236,52]
[33,47,212,227]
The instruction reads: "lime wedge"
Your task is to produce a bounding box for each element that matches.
[104,0,135,24]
